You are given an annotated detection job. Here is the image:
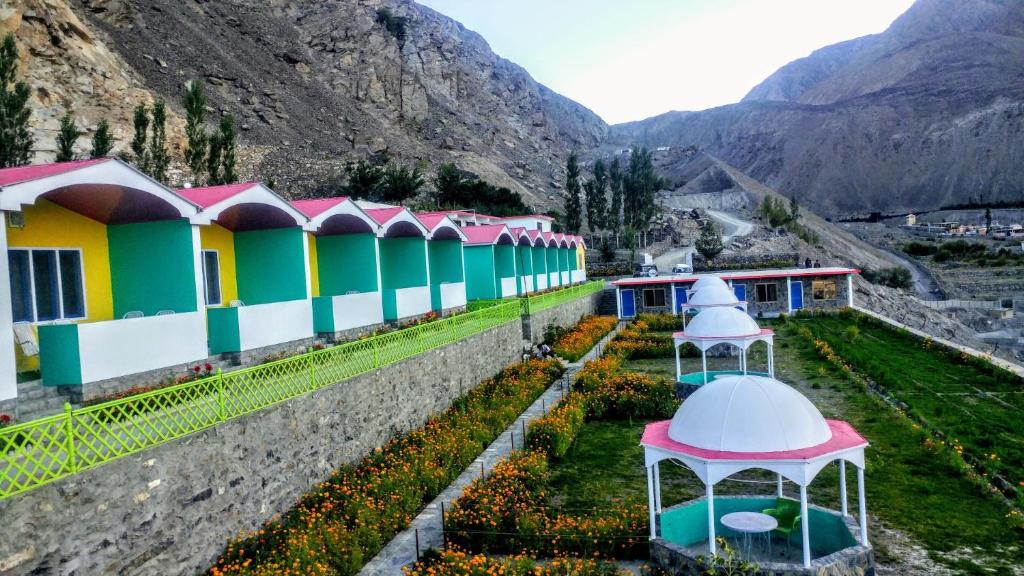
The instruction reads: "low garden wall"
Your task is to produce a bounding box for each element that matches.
[525,289,605,343]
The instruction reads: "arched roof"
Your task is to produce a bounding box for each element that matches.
[463,224,516,246]
[509,226,532,246]
[667,375,833,453]
[541,231,559,247]
[415,212,469,241]
[0,157,197,223]
[179,182,307,231]
[292,196,378,235]
[363,207,429,238]
[527,230,548,247]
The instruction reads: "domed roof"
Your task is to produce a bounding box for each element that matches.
[683,306,761,339]
[689,276,729,293]
[668,375,833,452]
[687,284,740,307]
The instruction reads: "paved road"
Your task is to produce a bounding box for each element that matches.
[654,210,755,271]
[877,249,945,301]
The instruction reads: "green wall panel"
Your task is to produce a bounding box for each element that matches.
[429,239,464,311]
[316,233,378,296]
[38,323,82,386]
[235,227,308,305]
[546,248,559,281]
[532,246,547,282]
[107,219,198,317]
[515,245,533,293]
[379,237,427,289]
[312,296,335,333]
[464,245,497,300]
[207,306,241,354]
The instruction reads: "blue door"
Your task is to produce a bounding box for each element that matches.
[790,281,804,310]
[674,285,688,314]
[620,288,636,318]
[733,284,746,302]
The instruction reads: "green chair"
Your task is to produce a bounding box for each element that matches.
[763,498,802,556]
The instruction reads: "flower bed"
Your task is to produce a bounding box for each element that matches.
[208,358,564,576]
[404,548,628,576]
[551,315,618,361]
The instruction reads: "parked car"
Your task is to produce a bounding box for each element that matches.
[672,263,693,274]
[633,263,659,277]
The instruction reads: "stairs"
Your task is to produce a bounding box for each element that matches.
[597,287,619,316]
[16,379,74,422]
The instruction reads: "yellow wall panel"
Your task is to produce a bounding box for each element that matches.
[199,224,238,305]
[6,200,113,323]
[307,232,320,297]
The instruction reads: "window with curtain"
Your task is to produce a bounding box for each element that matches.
[202,250,222,306]
[8,248,85,322]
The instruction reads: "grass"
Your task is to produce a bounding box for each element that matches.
[545,319,1024,575]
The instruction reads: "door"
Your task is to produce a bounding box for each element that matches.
[790,281,804,310]
[674,285,688,314]
[733,284,746,302]
[620,288,636,318]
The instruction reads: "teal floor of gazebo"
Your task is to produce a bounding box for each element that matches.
[677,370,770,386]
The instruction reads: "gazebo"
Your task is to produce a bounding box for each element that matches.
[673,306,774,386]
[642,375,871,572]
[682,282,747,314]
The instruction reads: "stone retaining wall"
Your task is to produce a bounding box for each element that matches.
[523,290,605,343]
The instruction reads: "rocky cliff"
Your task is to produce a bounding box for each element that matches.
[6,0,607,208]
[609,0,1024,217]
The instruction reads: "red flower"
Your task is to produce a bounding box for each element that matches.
[193,365,201,373]
[0,414,10,424]
[204,363,213,372]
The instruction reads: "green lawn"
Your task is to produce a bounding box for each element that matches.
[546,319,1024,575]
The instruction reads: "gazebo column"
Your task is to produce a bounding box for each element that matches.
[674,343,682,383]
[701,347,708,385]
[857,465,869,545]
[777,474,784,497]
[768,342,775,377]
[839,461,848,516]
[800,484,811,568]
[647,465,657,539]
[706,482,717,556]
[741,347,747,374]
[654,462,662,512]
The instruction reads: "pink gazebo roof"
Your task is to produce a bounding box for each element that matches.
[291,197,350,218]
[673,328,774,341]
[642,419,867,462]
[0,158,110,186]
[462,224,514,246]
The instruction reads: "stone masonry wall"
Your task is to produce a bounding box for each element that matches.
[523,290,604,343]
[0,296,596,576]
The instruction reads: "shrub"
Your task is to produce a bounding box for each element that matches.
[843,325,860,342]
[635,313,681,331]
[527,393,587,460]
[404,549,628,576]
[861,267,912,289]
[583,371,676,420]
[552,315,618,361]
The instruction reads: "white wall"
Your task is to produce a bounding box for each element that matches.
[440,282,467,310]
[330,292,384,332]
[395,286,431,319]
[536,275,548,291]
[237,299,314,351]
[79,312,209,383]
[500,277,518,298]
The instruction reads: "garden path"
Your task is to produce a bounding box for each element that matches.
[358,325,622,575]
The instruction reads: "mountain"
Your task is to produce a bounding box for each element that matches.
[5,0,607,208]
[609,0,1024,217]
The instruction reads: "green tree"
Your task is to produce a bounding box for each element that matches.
[789,194,800,221]
[984,208,992,230]
[219,114,238,184]
[563,152,583,233]
[206,132,222,185]
[607,156,623,232]
[148,100,170,183]
[584,158,608,232]
[55,112,81,162]
[0,33,33,167]
[89,119,114,159]
[380,162,425,204]
[183,80,208,182]
[622,148,661,230]
[696,220,724,263]
[432,162,466,207]
[130,103,149,172]
[344,159,385,199]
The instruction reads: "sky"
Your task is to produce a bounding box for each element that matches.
[416,0,916,124]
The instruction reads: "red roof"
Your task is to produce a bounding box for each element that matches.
[415,212,449,230]
[462,224,513,246]
[611,268,859,286]
[291,197,349,218]
[0,158,111,187]
[176,182,257,208]
[364,206,407,226]
[642,419,867,461]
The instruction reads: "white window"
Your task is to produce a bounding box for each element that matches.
[8,248,86,323]
[201,250,222,306]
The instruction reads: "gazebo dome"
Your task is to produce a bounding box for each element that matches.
[667,375,833,452]
[689,276,729,293]
[683,306,760,339]
[687,284,740,307]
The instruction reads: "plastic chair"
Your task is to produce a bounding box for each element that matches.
[763,498,802,556]
[229,300,245,307]
[123,311,144,319]
[155,310,175,316]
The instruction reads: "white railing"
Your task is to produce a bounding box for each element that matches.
[77,312,208,382]
[237,299,314,351]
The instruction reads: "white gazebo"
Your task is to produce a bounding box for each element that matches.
[682,282,747,315]
[642,375,870,569]
[673,306,774,385]
[688,275,731,296]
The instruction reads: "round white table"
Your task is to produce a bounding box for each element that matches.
[720,511,778,560]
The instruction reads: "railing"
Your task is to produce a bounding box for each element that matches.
[523,280,605,315]
[0,300,521,500]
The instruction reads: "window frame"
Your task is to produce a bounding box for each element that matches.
[642,287,667,308]
[8,247,88,324]
[812,279,838,301]
[201,249,223,307]
[755,282,778,303]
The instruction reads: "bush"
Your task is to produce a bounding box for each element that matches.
[583,371,676,420]
[904,241,938,256]
[552,315,618,361]
[405,549,628,576]
[635,313,681,331]
[527,393,587,460]
[861,266,912,289]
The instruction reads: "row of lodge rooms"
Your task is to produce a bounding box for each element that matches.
[612,267,857,319]
[0,158,587,409]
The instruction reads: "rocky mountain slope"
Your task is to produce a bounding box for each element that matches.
[608,0,1024,217]
[6,0,606,207]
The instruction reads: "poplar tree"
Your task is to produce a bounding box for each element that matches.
[183,80,208,182]
[584,159,608,232]
[206,131,222,185]
[130,103,149,172]
[0,33,33,167]
[148,100,170,183]
[55,112,81,162]
[218,114,238,184]
[90,119,114,158]
[563,151,582,234]
[608,156,623,232]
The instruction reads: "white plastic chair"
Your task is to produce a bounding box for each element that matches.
[155,310,175,316]
[123,311,144,319]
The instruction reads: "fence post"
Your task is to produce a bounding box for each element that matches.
[63,403,77,473]
[372,336,380,368]
[217,368,225,421]
[309,354,316,390]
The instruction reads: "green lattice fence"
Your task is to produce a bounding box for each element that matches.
[0,284,599,500]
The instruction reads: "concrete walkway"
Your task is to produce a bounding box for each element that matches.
[358,326,621,575]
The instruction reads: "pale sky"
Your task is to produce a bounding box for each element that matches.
[416,0,916,124]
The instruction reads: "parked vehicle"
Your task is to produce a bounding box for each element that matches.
[672,263,693,274]
[634,263,659,277]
